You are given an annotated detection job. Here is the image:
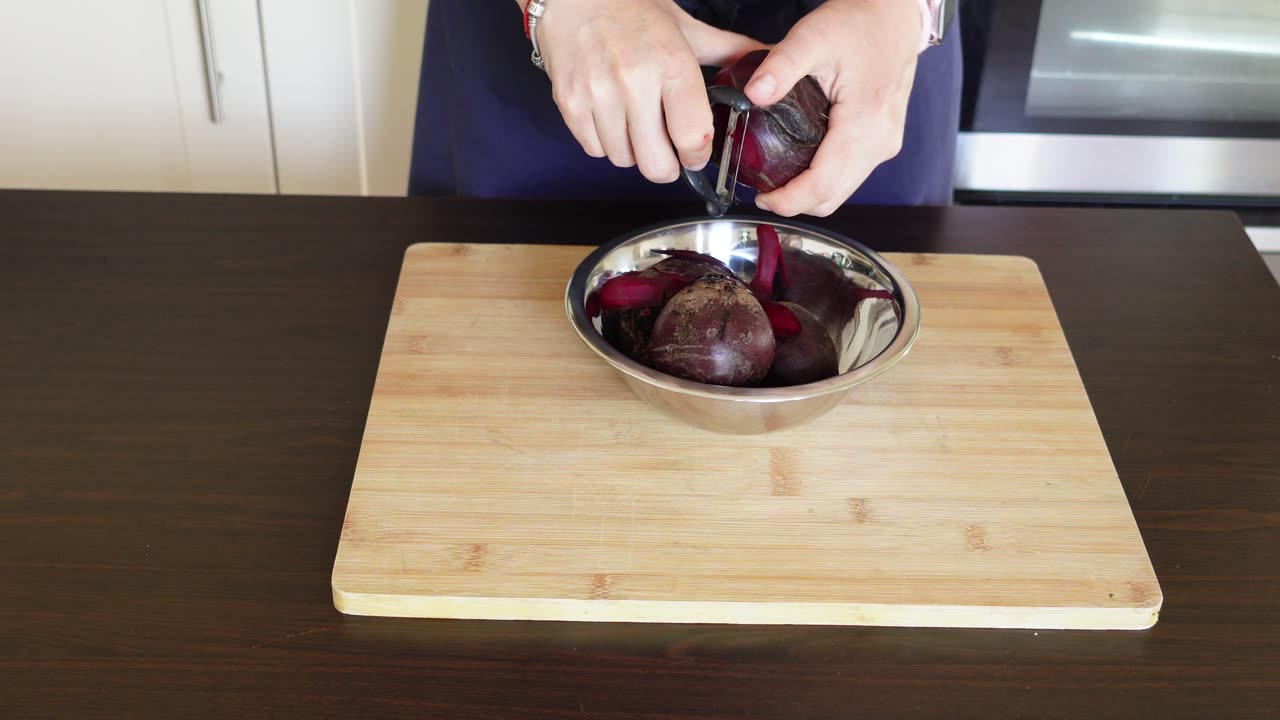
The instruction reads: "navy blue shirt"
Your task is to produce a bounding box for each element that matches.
[408,0,961,206]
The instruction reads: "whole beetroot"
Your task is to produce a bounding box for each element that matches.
[778,247,847,344]
[711,50,831,192]
[648,274,775,387]
[764,302,839,387]
[646,256,724,284]
[601,305,658,362]
[777,247,900,347]
[599,256,725,361]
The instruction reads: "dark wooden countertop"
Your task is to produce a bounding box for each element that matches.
[2,190,1277,719]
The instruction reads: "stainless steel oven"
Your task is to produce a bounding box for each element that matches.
[956,0,1280,251]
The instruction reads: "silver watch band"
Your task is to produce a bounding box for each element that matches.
[918,0,957,50]
[527,0,547,71]
[932,0,957,46]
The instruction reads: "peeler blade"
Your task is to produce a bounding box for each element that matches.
[710,107,749,217]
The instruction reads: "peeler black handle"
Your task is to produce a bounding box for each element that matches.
[681,86,753,217]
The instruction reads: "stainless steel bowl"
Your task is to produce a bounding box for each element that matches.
[565,217,920,434]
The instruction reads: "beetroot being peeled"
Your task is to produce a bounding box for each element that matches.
[648,274,775,387]
[711,50,831,193]
[764,301,839,387]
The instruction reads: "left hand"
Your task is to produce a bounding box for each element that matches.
[743,0,922,217]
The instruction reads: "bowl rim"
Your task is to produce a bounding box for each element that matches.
[564,215,921,402]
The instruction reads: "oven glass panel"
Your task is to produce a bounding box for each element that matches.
[1026,0,1280,123]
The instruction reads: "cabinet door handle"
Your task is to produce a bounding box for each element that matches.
[197,0,223,124]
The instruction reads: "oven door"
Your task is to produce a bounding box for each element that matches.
[957,0,1280,205]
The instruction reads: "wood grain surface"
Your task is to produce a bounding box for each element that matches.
[1,190,1277,719]
[333,245,1160,629]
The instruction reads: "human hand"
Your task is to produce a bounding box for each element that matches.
[742,0,922,217]
[532,0,765,183]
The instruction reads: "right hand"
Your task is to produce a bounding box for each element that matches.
[534,0,765,183]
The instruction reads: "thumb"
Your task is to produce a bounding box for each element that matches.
[743,31,822,106]
[679,17,767,67]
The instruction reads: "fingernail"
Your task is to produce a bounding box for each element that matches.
[756,197,771,212]
[746,74,776,100]
[688,160,708,172]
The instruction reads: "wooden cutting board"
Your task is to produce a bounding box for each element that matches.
[331,243,1162,630]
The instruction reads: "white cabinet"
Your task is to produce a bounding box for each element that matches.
[0,0,277,194]
[258,0,430,196]
[0,0,429,197]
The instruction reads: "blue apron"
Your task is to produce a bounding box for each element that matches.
[408,1,962,206]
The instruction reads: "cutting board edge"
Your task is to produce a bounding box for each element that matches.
[331,584,1161,631]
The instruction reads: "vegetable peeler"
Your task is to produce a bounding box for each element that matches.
[681,86,754,218]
